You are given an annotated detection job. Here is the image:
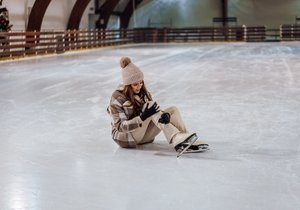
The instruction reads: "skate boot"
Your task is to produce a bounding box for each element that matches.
[177,139,209,154]
[175,134,209,157]
[172,133,198,157]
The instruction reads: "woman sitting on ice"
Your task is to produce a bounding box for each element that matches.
[108,57,209,156]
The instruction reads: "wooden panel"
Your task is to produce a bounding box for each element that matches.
[0,27,272,60]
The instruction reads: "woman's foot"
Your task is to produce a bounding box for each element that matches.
[175,137,209,153]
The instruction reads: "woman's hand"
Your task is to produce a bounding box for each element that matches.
[158,112,171,124]
[140,102,160,121]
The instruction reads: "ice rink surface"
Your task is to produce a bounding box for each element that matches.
[1,43,300,210]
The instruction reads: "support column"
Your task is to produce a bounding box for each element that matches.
[26,0,52,31]
[95,0,120,29]
[120,0,143,29]
[221,0,228,27]
[67,0,91,30]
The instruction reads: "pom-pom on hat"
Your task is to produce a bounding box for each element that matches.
[120,56,144,85]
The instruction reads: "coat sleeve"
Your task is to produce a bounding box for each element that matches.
[109,96,143,133]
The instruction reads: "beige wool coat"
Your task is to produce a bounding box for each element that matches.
[108,86,151,148]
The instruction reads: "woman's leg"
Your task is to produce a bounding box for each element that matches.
[132,105,194,148]
[164,106,188,133]
[139,122,161,144]
[132,111,181,145]
[164,106,209,149]
[131,117,161,145]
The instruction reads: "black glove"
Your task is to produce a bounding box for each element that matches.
[158,112,171,124]
[140,102,160,121]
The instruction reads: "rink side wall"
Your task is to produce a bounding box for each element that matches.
[1,0,300,61]
[3,0,300,31]
[1,25,300,60]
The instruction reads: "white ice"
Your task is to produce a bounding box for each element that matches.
[0,43,300,210]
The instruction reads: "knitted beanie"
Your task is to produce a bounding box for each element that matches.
[120,57,144,85]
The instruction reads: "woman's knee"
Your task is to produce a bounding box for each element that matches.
[164,106,178,114]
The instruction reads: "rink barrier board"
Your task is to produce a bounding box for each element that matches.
[0,25,299,60]
[0,29,135,59]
